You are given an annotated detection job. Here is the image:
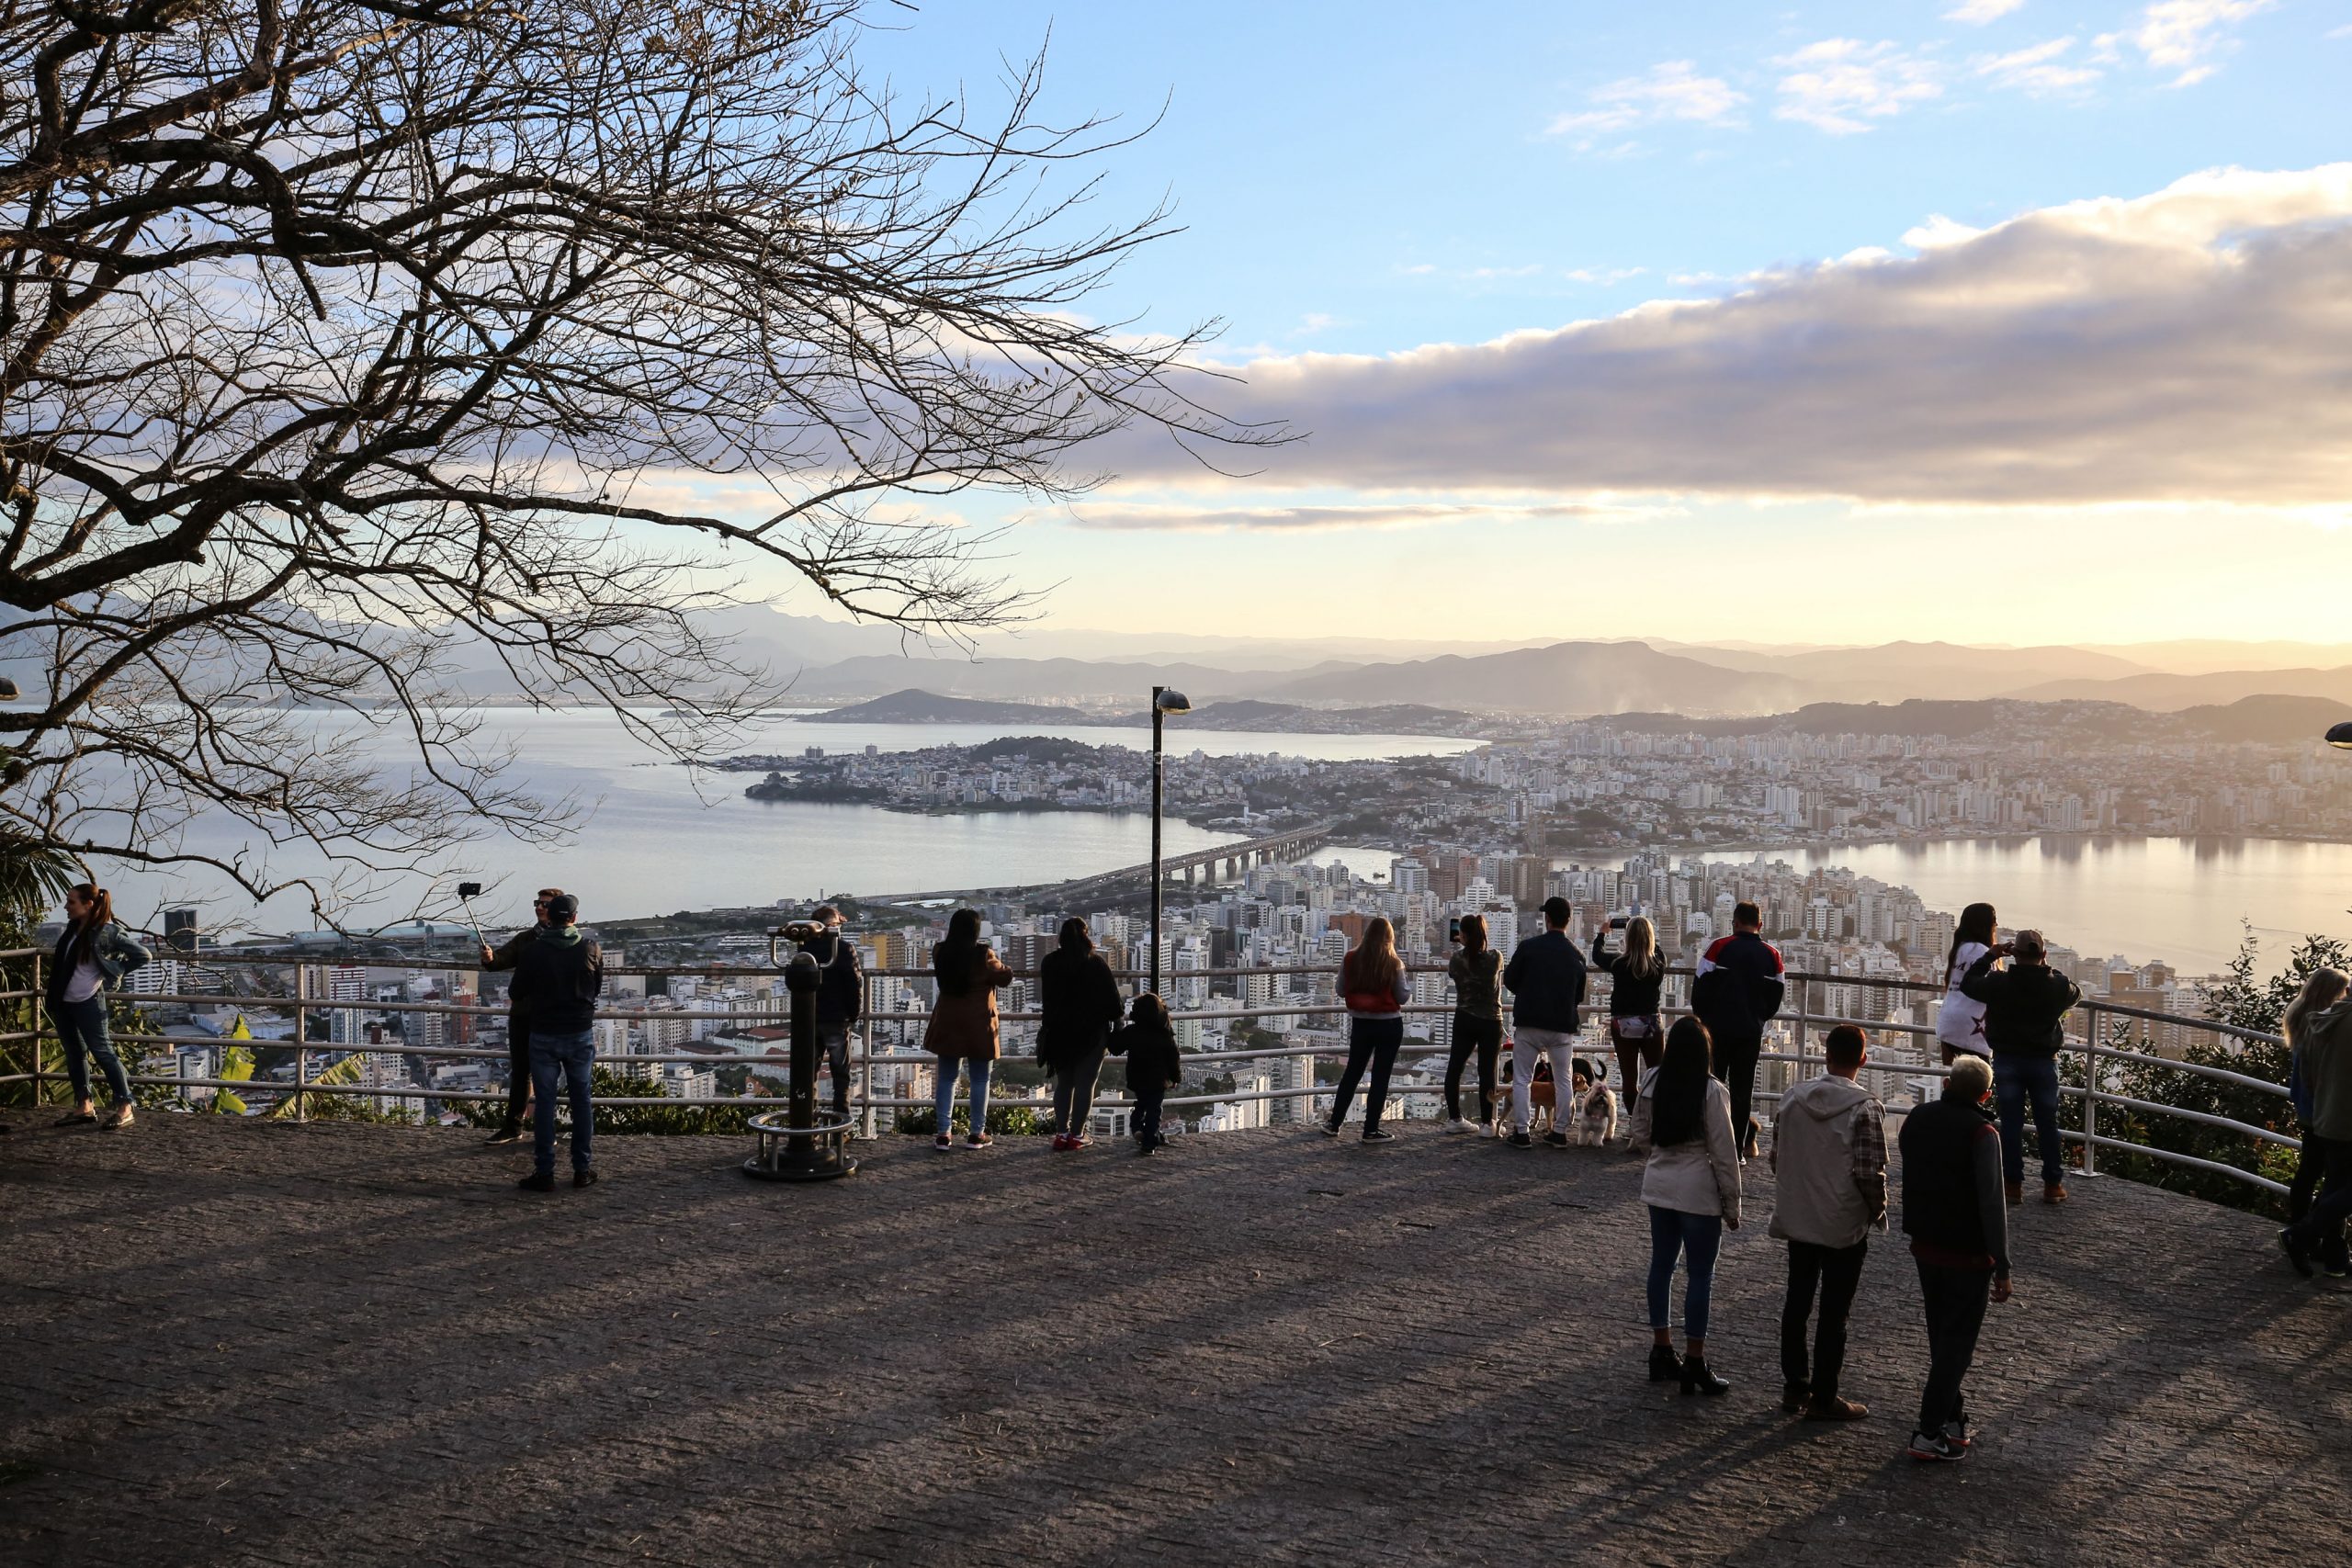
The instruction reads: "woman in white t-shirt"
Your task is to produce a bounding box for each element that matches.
[1935,902,1999,1066]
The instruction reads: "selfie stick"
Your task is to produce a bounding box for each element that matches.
[456,881,489,949]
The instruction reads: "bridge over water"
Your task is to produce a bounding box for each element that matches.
[863,819,1338,906]
[3,1113,2342,1566]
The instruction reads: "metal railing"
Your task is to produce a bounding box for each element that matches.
[0,946,2297,1197]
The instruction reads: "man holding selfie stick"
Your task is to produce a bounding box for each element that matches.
[480,887,565,1146]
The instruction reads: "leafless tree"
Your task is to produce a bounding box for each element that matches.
[0,0,1269,919]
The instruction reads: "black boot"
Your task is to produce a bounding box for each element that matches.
[1680,1355,1730,1396]
[1647,1343,1682,1382]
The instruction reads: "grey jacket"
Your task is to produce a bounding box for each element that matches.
[1768,1074,1889,1248]
[2300,1000,2352,1142]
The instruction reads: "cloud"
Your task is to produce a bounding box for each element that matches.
[1546,62,1746,149]
[1065,502,1650,534]
[1112,165,2352,511]
[1947,0,2029,21]
[1974,36,2102,94]
[1774,39,1942,134]
[2125,0,2274,85]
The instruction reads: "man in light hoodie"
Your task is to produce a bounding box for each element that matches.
[1770,1023,1889,1421]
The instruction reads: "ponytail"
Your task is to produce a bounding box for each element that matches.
[68,883,113,931]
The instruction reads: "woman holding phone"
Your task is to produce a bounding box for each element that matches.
[1443,913,1504,1134]
[1593,914,1668,1115]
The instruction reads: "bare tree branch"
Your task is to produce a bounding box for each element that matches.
[0,0,1280,920]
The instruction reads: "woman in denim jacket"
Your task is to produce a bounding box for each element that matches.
[45,884,151,1130]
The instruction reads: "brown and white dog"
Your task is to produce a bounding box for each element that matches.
[1567,1057,1620,1146]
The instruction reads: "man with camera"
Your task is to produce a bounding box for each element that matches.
[508,892,605,1191]
[1959,929,2082,1206]
[796,906,864,1126]
[480,887,564,1145]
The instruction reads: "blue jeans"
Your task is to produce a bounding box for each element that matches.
[529,1028,595,1176]
[1995,1053,2064,1187]
[52,995,131,1107]
[934,1056,992,1135]
[1646,1205,1725,1340]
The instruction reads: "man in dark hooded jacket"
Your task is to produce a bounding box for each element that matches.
[1960,929,2082,1205]
[797,906,864,1124]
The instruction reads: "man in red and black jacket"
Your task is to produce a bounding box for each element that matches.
[1692,901,1785,1158]
[1898,1055,2015,1461]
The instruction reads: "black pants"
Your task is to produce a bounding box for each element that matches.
[503,1014,532,1125]
[1915,1261,1992,1438]
[2289,1133,2349,1266]
[1133,1078,1165,1143]
[1719,1033,1762,1151]
[1781,1239,1868,1403]
[1329,1016,1405,1134]
[2286,1135,2352,1260]
[1443,1014,1501,1122]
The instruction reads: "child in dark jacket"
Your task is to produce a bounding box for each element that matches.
[1110,993,1183,1156]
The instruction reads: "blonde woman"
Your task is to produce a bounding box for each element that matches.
[2282,966,2351,1278]
[1592,914,1668,1113]
[1324,916,1410,1143]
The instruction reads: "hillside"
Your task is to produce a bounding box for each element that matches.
[1263,640,1809,716]
[799,689,1081,725]
[2001,666,2352,709]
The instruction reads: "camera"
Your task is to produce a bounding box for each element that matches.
[1609,915,1629,931]
[1446,915,1463,944]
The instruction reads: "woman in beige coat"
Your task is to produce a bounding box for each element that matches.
[1629,1017,1743,1395]
[923,908,1012,1150]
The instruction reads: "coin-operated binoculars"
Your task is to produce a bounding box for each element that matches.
[742,923,856,1182]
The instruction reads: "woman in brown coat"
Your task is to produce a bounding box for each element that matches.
[923,908,1012,1150]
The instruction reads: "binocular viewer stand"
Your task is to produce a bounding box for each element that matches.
[741,947,857,1182]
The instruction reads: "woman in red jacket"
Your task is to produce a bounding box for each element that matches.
[1324,917,1410,1144]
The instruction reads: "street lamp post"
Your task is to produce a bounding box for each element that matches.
[1150,685,1191,995]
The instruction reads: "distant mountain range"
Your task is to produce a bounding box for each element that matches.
[805,689,1498,738]
[15,598,2352,722]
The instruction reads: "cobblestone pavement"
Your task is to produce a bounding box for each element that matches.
[2,1112,2346,1567]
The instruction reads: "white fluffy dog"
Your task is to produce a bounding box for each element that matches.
[1567,1058,1620,1146]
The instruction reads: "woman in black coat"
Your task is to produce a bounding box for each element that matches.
[1037,917,1125,1150]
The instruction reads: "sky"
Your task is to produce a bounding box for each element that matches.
[740,2,2352,649]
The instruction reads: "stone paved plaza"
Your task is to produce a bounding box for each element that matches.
[2,1112,2346,1566]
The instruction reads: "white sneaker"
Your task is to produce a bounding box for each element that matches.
[1478,1121,1497,1137]
[1442,1117,1471,1134]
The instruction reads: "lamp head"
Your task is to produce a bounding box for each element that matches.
[0,676,17,701]
[1154,687,1192,715]
[2329,720,2352,751]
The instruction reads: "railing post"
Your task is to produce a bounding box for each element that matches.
[859,969,876,1141]
[294,998,310,1122]
[30,949,45,1105]
[2078,1001,2099,1179]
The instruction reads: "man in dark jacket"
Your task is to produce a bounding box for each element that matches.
[1899,1055,2014,1462]
[796,906,864,1125]
[1693,902,1786,1158]
[1501,897,1588,1149]
[1960,929,2083,1205]
[480,887,562,1145]
[510,893,605,1192]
